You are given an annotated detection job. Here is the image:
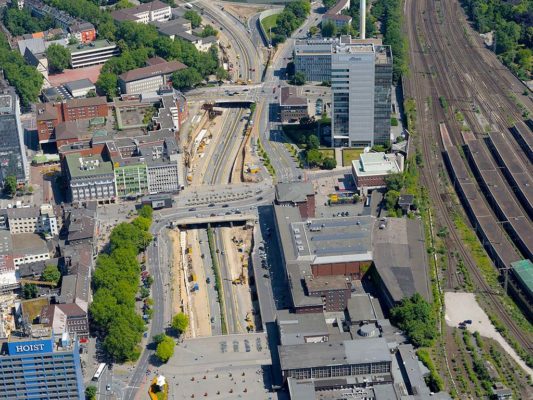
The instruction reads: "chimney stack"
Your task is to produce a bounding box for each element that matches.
[360,0,366,40]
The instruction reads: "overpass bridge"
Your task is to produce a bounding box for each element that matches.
[170,214,257,227]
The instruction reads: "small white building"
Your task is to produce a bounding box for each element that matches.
[351,152,404,195]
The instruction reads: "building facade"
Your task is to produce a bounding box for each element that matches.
[351,152,403,195]
[7,204,58,236]
[294,39,334,82]
[114,164,149,198]
[111,0,171,24]
[0,81,29,184]
[68,40,120,69]
[118,60,187,94]
[0,336,84,399]
[279,87,308,123]
[64,154,117,203]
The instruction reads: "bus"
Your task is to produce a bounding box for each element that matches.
[92,363,107,381]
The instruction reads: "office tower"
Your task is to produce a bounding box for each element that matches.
[331,40,392,147]
[0,333,85,399]
[0,78,29,184]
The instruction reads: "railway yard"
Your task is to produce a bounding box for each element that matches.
[405,0,533,396]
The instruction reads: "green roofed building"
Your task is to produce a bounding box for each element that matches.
[63,153,117,203]
[510,259,533,318]
[114,164,149,198]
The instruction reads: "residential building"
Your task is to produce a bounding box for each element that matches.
[279,87,308,123]
[118,59,187,94]
[331,41,392,147]
[351,152,403,195]
[63,153,117,203]
[0,79,29,184]
[40,304,89,338]
[6,204,58,236]
[111,0,171,24]
[36,97,108,144]
[153,18,192,39]
[23,0,95,43]
[0,334,84,399]
[68,40,120,69]
[172,31,219,52]
[322,0,351,27]
[12,233,53,267]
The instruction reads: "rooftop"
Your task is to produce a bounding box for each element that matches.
[277,310,329,345]
[510,259,532,298]
[119,60,187,83]
[352,152,402,177]
[373,218,431,303]
[280,87,307,107]
[279,337,391,370]
[64,79,95,93]
[12,233,51,256]
[65,153,114,179]
[275,181,314,203]
[305,275,351,292]
[67,40,117,54]
[346,294,380,323]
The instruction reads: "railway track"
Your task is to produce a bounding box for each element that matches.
[405,0,533,354]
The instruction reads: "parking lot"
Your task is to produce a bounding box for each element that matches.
[159,333,275,400]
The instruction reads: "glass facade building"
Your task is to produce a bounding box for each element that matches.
[0,336,84,399]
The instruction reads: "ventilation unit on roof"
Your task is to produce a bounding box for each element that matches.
[293,228,300,234]
[297,246,304,251]
[310,226,322,232]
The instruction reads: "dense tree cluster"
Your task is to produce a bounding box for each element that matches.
[270,0,311,45]
[89,208,153,362]
[371,0,408,83]
[390,293,437,348]
[2,6,55,36]
[461,0,532,80]
[42,265,61,285]
[46,44,71,73]
[154,334,175,363]
[184,10,202,29]
[0,33,44,106]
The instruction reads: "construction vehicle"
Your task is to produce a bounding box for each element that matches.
[245,312,254,332]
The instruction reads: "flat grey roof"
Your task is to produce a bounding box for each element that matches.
[12,233,50,255]
[346,294,379,323]
[372,218,431,303]
[275,182,314,203]
[279,337,390,371]
[64,78,95,92]
[277,310,328,345]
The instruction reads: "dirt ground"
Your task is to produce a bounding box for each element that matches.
[169,230,191,336]
[191,112,226,185]
[219,2,266,22]
[444,292,533,379]
[221,226,255,331]
[187,229,212,337]
[48,64,102,86]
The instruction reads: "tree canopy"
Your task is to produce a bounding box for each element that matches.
[184,10,202,29]
[3,6,55,36]
[390,293,437,348]
[155,334,175,362]
[22,284,38,299]
[321,20,337,38]
[85,386,97,400]
[171,313,189,334]
[291,71,306,86]
[42,265,61,285]
[46,44,71,73]
[3,175,17,197]
[89,213,153,362]
[171,68,203,90]
[270,0,311,45]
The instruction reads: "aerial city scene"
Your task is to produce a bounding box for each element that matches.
[0,0,531,398]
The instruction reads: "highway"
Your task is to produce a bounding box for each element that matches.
[121,3,323,397]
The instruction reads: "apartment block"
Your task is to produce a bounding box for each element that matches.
[111,0,171,24]
[6,204,58,236]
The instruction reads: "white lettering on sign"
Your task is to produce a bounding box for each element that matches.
[15,344,45,352]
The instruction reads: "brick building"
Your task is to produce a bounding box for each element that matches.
[351,152,404,195]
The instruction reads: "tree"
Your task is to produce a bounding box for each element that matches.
[199,24,218,38]
[390,293,437,348]
[384,172,404,191]
[171,313,189,334]
[171,68,202,90]
[85,385,97,400]
[322,157,337,170]
[132,216,151,232]
[306,149,322,167]
[96,72,118,99]
[321,21,337,38]
[292,71,306,86]
[309,26,319,36]
[306,134,319,150]
[87,89,97,97]
[215,67,229,81]
[41,265,61,285]
[46,44,71,73]
[115,0,135,10]
[155,334,175,363]
[385,189,400,211]
[138,205,153,220]
[3,175,17,197]
[22,284,38,299]
[184,10,202,28]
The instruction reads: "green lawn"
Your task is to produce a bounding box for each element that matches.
[342,148,365,166]
[318,148,334,159]
[261,13,280,39]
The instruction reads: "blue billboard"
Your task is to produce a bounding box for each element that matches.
[7,339,53,355]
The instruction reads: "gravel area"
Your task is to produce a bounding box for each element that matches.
[444,292,532,379]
